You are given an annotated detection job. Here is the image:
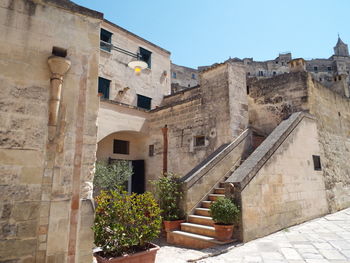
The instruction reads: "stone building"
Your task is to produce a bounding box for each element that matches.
[1,0,350,261]
[0,0,102,262]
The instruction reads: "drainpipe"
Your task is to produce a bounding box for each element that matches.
[162,125,168,175]
[47,54,71,139]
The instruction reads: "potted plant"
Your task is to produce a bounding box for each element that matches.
[209,197,240,241]
[93,188,162,263]
[153,173,185,232]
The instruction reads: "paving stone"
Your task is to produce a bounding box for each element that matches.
[280,248,302,260]
[320,249,346,260]
[156,208,350,263]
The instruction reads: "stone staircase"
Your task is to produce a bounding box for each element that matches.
[167,165,242,249]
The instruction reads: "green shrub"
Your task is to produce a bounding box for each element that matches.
[153,173,185,221]
[93,160,132,194]
[209,197,239,225]
[93,188,162,257]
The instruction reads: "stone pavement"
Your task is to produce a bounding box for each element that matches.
[155,208,350,263]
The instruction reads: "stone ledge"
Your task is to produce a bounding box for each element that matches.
[226,111,316,190]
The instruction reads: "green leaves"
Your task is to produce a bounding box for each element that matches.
[153,173,185,221]
[209,197,240,225]
[93,188,162,257]
[93,160,132,194]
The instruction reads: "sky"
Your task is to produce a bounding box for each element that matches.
[73,0,350,69]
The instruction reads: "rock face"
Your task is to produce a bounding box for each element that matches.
[0,0,102,262]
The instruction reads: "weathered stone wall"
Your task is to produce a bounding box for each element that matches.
[0,0,101,262]
[170,63,198,93]
[99,20,171,109]
[146,63,248,187]
[248,71,309,134]
[230,114,328,242]
[308,77,350,212]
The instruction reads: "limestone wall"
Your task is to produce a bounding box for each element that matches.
[248,71,309,134]
[308,77,350,212]
[99,20,171,109]
[228,113,328,242]
[170,63,198,92]
[146,63,248,185]
[0,0,101,262]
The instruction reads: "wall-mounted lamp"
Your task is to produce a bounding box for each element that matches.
[103,41,148,75]
[128,60,147,75]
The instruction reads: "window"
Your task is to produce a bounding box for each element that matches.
[139,47,152,68]
[100,28,112,52]
[113,140,129,155]
[194,136,205,147]
[312,155,321,171]
[327,66,332,71]
[246,85,250,95]
[247,72,251,76]
[258,71,264,76]
[314,66,318,72]
[172,72,177,78]
[191,73,196,79]
[319,78,322,82]
[281,62,284,66]
[98,77,110,99]
[137,94,152,110]
[273,71,276,75]
[149,145,154,156]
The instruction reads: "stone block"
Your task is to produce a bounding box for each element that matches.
[17,220,37,238]
[20,167,43,184]
[0,239,36,261]
[11,202,40,221]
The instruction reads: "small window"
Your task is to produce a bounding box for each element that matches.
[149,145,154,156]
[281,62,284,66]
[319,78,322,82]
[100,28,112,52]
[98,77,110,99]
[314,66,318,72]
[312,155,321,171]
[258,71,264,76]
[194,136,205,147]
[172,72,177,78]
[137,94,152,110]
[191,73,196,79]
[327,66,332,71]
[273,71,276,75]
[247,85,250,95]
[275,61,278,64]
[113,140,129,155]
[247,72,251,76]
[139,47,152,68]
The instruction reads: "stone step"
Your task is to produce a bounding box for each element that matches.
[219,182,226,188]
[201,200,212,208]
[166,230,216,249]
[188,215,214,226]
[181,222,216,237]
[208,194,225,201]
[167,230,236,249]
[195,207,210,217]
[214,188,225,194]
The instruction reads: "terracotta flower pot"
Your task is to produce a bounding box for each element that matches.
[214,224,234,241]
[163,219,186,232]
[94,243,159,263]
